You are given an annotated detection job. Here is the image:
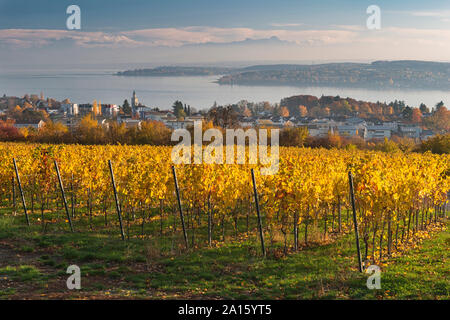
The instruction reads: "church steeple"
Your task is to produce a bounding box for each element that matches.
[132,90,139,108]
[131,90,139,116]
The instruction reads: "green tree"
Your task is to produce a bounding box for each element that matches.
[418,134,450,154]
[419,103,429,114]
[435,101,444,112]
[122,99,132,115]
[279,127,309,147]
[402,106,413,120]
[172,100,186,118]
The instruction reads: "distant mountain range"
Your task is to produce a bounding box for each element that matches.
[116,60,450,89]
[184,36,294,47]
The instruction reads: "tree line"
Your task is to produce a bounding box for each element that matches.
[0,115,171,145]
[0,116,448,154]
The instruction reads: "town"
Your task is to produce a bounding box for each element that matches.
[0,91,448,149]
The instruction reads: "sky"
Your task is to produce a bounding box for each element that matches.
[1,0,450,67]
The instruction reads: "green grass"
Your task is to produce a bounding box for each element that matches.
[0,205,448,299]
[379,228,449,299]
[0,265,45,282]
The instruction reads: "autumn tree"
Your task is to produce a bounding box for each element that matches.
[107,121,128,144]
[76,114,105,144]
[92,100,99,116]
[263,101,273,111]
[374,137,400,153]
[280,106,290,118]
[207,105,239,128]
[391,135,416,153]
[0,120,23,141]
[131,120,172,145]
[243,107,252,117]
[424,106,450,132]
[23,101,33,109]
[97,100,102,116]
[298,105,308,117]
[411,108,422,124]
[386,106,394,115]
[359,103,372,117]
[35,121,69,143]
[8,105,48,122]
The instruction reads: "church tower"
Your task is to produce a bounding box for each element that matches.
[131,90,139,113]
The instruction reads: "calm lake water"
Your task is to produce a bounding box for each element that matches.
[1,67,449,110]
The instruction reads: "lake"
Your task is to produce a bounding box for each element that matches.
[1,67,449,110]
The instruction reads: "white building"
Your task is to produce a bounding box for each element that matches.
[13,120,46,129]
[239,121,254,128]
[301,119,338,137]
[364,125,393,140]
[337,125,359,137]
[101,104,119,117]
[165,119,194,130]
[421,130,435,141]
[139,108,160,120]
[302,124,334,137]
[381,121,399,131]
[119,118,142,129]
[61,103,79,116]
[399,125,422,139]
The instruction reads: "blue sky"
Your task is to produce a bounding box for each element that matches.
[1,0,450,30]
[0,0,450,66]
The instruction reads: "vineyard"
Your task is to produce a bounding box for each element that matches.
[0,142,448,268]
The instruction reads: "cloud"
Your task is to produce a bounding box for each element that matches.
[331,25,365,31]
[121,26,357,47]
[0,25,450,60]
[0,29,141,48]
[0,26,358,48]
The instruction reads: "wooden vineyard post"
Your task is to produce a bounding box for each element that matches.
[108,160,125,241]
[12,176,16,214]
[251,169,266,258]
[13,158,30,226]
[172,166,189,250]
[54,160,74,232]
[293,211,298,251]
[70,173,75,219]
[207,194,212,247]
[348,171,363,272]
[337,196,342,233]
